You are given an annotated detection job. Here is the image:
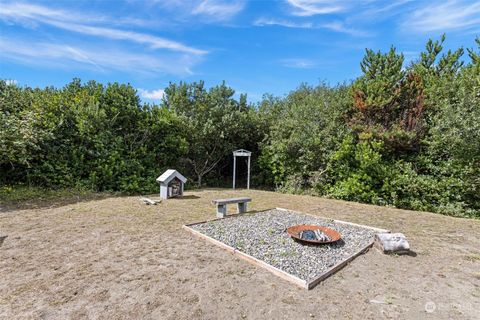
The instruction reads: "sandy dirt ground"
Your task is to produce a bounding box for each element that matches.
[1,189,479,319]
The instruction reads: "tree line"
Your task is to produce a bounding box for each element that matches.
[1,36,479,217]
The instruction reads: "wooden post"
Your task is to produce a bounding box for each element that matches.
[247,155,251,189]
[233,155,236,189]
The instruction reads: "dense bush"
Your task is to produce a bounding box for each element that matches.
[258,83,351,189]
[259,36,479,218]
[1,36,479,217]
[0,79,257,193]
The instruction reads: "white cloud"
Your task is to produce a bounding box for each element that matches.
[284,0,416,23]
[138,88,165,100]
[361,0,413,17]
[321,21,370,37]
[0,2,152,27]
[0,2,206,55]
[402,0,480,33]
[4,79,18,86]
[286,0,345,16]
[46,20,207,55]
[254,18,314,29]
[151,0,245,22]
[0,36,199,76]
[254,18,370,36]
[193,0,245,21]
[279,58,317,69]
[1,2,73,22]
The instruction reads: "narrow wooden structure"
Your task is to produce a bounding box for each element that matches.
[212,197,251,218]
[139,197,161,205]
[232,149,251,189]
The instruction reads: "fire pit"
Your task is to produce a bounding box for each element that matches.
[287,224,341,244]
[186,208,388,289]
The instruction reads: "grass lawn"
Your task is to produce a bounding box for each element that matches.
[1,189,479,319]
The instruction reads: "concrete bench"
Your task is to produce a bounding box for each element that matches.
[212,197,252,218]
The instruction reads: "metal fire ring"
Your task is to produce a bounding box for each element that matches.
[287,224,342,244]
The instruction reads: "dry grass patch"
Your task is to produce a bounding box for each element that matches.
[1,188,479,319]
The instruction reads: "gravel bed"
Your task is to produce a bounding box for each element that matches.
[189,209,378,282]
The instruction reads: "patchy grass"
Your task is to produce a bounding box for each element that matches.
[464,253,480,262]
[1,185,90,202]
[1,188,480,319]
[0,185,116,211]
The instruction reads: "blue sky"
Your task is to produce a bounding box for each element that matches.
[1,0,479,103]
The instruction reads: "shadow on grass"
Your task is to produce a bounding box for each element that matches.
[174,195,200,200]
[0,187,123,213]
[399,250,418,257]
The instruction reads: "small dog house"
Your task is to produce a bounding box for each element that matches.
[156,169,187,199]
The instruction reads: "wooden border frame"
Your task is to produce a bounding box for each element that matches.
[182,225,307,288]
[183,207,390,290]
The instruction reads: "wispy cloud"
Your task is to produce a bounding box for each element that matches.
[0,2,153,27]
[193,0,245,21]
[1,2,66,22]
[0,36,199,75]
[361,0,413,17]
[286,0,344,16]
[0,2,207,55]
[402,0,480,33]
[321,21,370,37]
[254,18,370,36]
[279,58,317,69]
[152,0,245,22]
[47,21,207,55]
[254,18,314,29]
[285,0,415,17]
[138,88,165,100]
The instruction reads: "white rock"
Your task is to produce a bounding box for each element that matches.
[375,233,410,253]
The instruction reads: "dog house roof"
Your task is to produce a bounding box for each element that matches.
[156,169,187,184]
